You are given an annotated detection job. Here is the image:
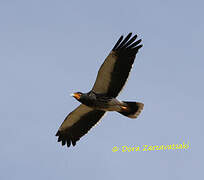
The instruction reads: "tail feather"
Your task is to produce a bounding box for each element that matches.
[118,101,144,119]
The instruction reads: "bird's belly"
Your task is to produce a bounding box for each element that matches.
[94,104,121,111]
[85,98,122,112]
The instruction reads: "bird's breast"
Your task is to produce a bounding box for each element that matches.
[81,97,122,111]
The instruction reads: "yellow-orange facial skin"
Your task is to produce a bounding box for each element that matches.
[72,93,81,100]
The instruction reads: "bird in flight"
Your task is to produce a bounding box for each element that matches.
[56,33,144,147]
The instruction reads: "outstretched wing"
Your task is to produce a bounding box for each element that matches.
[92,33,143,97]
[56,104,105,147]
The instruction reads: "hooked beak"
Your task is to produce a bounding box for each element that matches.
[70,93,81,100]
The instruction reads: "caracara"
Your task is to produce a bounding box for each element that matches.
[56,33,144,147]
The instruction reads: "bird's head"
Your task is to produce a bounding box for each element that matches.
[70,92,94,106]
[70,92,84,101]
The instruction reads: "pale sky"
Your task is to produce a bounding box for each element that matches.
[0,0,203,179]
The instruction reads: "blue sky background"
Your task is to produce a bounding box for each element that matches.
[0,0,203,179]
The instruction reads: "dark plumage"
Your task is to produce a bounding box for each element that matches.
[56,105,105,147]
[56,33,144,147]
